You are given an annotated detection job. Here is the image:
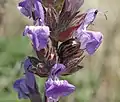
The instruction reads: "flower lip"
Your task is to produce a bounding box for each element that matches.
[76,30,103,55]
[45,79,75,99]
[85,31,103,55]
[23,26,50,51]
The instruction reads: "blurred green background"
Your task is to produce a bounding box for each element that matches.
[0,0,120,102]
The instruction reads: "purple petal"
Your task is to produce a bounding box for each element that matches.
[18,0,44,24]
[83,9,98,29]
[23,26,50,51]
[18,6,30,17]
[45,80,75,99]
[76,9,98,37]
[34,0,44,24]
[51,64,66,77]
[77,30,103,55]
[24,58,36,89]
[13,78,29,99]
[18,0,32,18]
[19,79,29,94]
[85,31,103,55]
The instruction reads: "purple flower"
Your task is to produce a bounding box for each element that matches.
[23,26,50,51]
[13,58,38,99]
[18,0,44,25]
[45,64,75,100]
[46,79,75,100]
[75,9,103,55]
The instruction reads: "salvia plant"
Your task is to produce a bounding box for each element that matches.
[13,0,103,102]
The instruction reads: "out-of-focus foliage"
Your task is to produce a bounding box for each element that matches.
[0,0,120,102]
